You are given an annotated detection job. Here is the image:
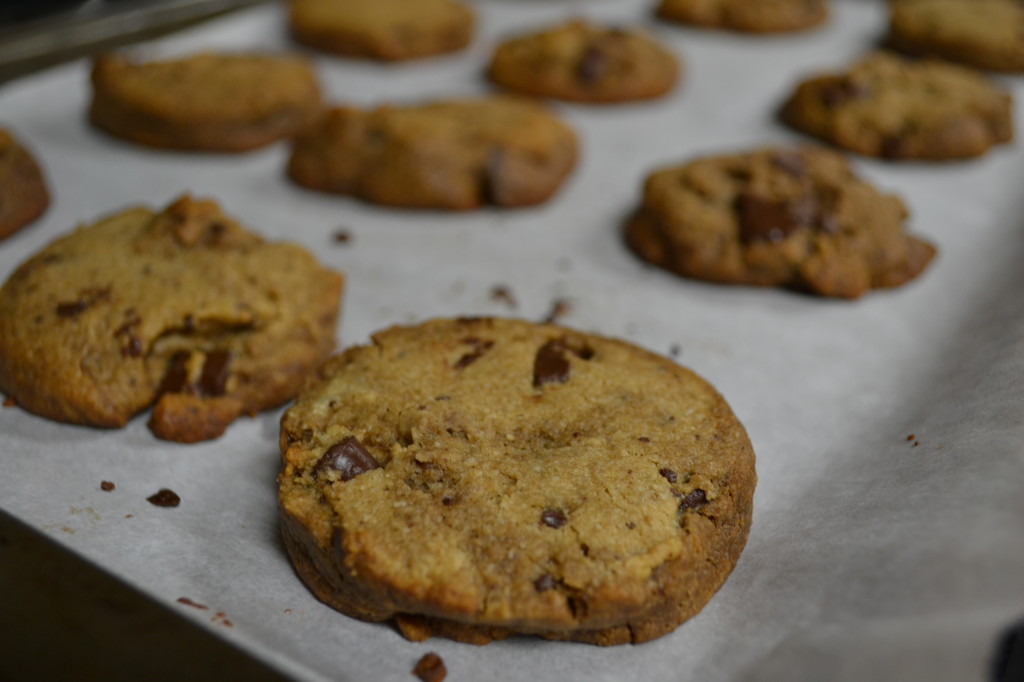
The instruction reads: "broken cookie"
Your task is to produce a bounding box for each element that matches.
[0,195,343,442]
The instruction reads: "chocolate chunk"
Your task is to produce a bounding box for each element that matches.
[534,573,556,592]
[412,652,447,682]
[121,335,143,358]
[737,192,802,244]
[453,338,494,369]
[659,467,678,484]
[881,135,910,160]
[313,436,380,481]
[771,151,806,177]
[147,489,181,507]
[678,489,707,510]
[157,352,191,395]
[638,437,650,443]
[577,44,608,85]
[533,341,571,387]
[541,508,568,528]
[56,300,88,318]
[100,481,115,492]
[198,350,231,396]
[820,77,869,108]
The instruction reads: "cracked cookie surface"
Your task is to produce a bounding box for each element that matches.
[288,0,474,61]
[656,0,827,33]
[487,20,680,103]
[0,128,49,240]
[89,52,323,152]
[625,146,936,298]
[0,195,343,442]
[889,0,1024,72]
[780,51,1013,161]
[287,96,578,210]
[277,317,756,645]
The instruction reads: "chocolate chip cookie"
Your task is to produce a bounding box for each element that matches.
[278,317,756,645]
[889,0,1024,72]
[287,96,578,210]
[0,128,49,240]
[780,52,1013,161]
[656,0,827,33]
[487,20,680,104]
[288,0,474,61]
[89,52,323,152]
[625,146,936,298]
[0,195,343,442]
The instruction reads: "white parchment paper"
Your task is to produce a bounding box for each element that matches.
[2,1,1023,680]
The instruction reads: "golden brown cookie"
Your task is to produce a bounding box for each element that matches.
[487,20,680,104]
[0,195,343,442]
[656,0,827,33]
[889,0,1024,72]
[89,52,323,152]
[287,96,578,210]
[288,0,474,61]
[625,146,936,298]
[780,52,1013,161]
[0,128,49,240]
[278,317,756,645]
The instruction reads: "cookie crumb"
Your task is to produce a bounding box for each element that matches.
[542,298,572,323]
[100,480,115,492]
[333,229,352,244]
[413,652,447,682]
[147,489,181,507]
[177,597,209,610]
[490,285,517,309]
[906,434,915,441]
[2,396,15,407]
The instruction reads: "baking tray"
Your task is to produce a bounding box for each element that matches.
[1,1,1023,680]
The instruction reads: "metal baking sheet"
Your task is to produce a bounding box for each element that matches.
[1,1,1022,680]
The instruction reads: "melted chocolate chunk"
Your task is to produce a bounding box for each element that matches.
[56,301,88,318]
[313,436,380,481]
[198,350,231,396]
[413,653,447,682]
[659,467,678,484]
[147,489,181,507]
[577,44,608,85]
[533,341,571,387]
[534,573,556,592]
[55,288,110,319]
[100,481,115,492]
[541,508,568,529]
[678,489,707,510]
[737,193,802,244]
[121,335,143,358]
[820,77,869,108]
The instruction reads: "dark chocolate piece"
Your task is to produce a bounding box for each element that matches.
[198,350,231,396]
[533,341,571,387]
[659,467,678,484]
[534,573,556,592]
[147,489,181,507]
[314,436,380,481]
[737,193,801,244]
[541,508,568,528]
[678,489,707,510]
[100,481,115,492]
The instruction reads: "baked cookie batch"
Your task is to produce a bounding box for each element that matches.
[0,0,1012,649]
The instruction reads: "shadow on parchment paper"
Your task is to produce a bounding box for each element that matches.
[724,217,1024,682]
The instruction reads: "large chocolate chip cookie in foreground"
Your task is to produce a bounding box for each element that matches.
[277,317,756,645]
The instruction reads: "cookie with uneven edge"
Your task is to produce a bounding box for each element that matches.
[89,52,322,152]
[287,96,578,210]
[0,195,343,442]
[487,20,680,104]
[278,317,756,645]
[625,146,936,298]
[889,0,1024,72]
[288,0,473,61]
[780,52,1013,161]
[656,0,827,33]
[0,128,49,240]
